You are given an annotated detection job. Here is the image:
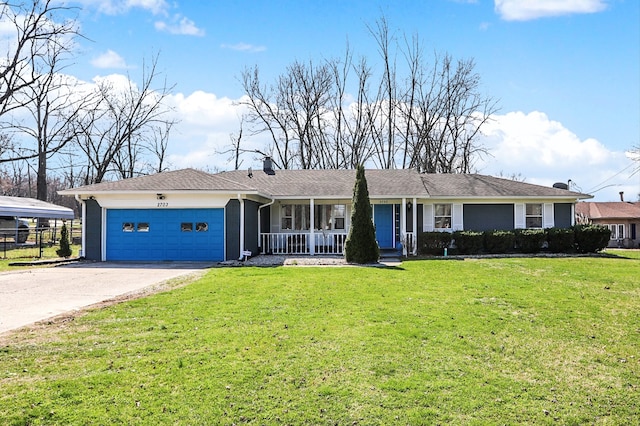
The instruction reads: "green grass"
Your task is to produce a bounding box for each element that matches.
[1,252,639,424]
[0,244,81,272]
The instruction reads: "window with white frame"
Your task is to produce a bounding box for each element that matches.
[525,204,543,228]
[314,204,346,230]
[332,205,346,230]
[607,224,625,240]
[281,204,310,231]
[434,204,452,229]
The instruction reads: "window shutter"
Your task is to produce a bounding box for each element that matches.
[543,203,555,228]
[452,203,464,231]
[423,204,434,231]
[514,203,525,229]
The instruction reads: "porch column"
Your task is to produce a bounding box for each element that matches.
[309,198,315,255]
[401,198,407,256]
[412,197,418,255]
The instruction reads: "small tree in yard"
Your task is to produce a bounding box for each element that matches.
[56,221,72,258]
[345,165,379,263]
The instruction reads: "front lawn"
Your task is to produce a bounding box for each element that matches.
[1,253,638,424]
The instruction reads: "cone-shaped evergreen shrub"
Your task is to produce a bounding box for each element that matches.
[345,165,379,263]
[56,222,72,258]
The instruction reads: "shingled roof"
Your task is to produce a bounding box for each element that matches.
[421,174,589,199]
[218,169,428,198]
[58,168,257,194]
[575,202,640,219]
[60,167,591,200]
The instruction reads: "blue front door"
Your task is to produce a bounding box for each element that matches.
[374,204,394,249]
[106,209,224,261]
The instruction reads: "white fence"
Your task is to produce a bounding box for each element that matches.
[260,232,347,255]
[260,232,417,256]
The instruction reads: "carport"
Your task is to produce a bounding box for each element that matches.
[0,195,74,219]
[0,196,75,255]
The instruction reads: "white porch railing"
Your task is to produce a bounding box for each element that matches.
[313,233,347,255]
[260,232,347,255]
[402,232,416,255]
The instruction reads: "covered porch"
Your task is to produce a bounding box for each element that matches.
[256,197,419,256]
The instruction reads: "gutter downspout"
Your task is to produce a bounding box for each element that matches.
[75,194,86,258]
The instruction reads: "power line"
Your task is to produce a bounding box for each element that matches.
[586,161,637,194]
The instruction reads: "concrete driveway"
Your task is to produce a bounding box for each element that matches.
[0,262,210,334]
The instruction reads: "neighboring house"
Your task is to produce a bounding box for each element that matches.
[575,201,640,248]
[59,161,591,262]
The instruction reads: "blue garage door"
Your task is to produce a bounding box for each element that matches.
[106,209,224,261]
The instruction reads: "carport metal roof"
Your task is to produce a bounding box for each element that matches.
[0,196,75,219]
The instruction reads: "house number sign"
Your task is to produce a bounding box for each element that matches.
[157,202,169,207]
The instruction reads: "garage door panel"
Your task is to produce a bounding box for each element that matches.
[106,208,224,261]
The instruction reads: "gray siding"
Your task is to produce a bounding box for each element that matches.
[84,198,102,260]
[225,199,240,261]
[244,200,259,256]
[554,203,573,228]
[463,204,515,231]
[225,199,260,261]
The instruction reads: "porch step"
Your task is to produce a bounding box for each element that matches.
[379,249,402,258]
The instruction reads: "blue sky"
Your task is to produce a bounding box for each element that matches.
[60,1,640,200]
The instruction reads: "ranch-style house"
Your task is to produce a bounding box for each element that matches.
[59,161,592,262]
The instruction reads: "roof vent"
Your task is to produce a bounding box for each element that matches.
[552,182,568,190]
[263,157,275,175]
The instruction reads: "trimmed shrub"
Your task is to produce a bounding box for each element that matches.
[515,228,546,253]
[573,224,611,253]
[345,165,379,263]
[483,230,515,254]
[546,227,576,253]
[56,222,73,258]
[452,230,484,255]
[417,231,452,255]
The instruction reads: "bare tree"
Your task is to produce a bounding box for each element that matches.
[327,49,377,168]
[0,0,85,200]
[398,52,498,173]
[1,49,93,201]
[0,0,79,117]
[240,65,294,169]
[239,16,498,173]
[368,16,397,169]
[71,55,176,184]
[217,116,246,170]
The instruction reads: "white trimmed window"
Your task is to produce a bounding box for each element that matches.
[434,204,452,229]
[281,204,310,231]
[333,205,346,230]
[608,224,625,240]
[525,204,543,228]
[314,204,346,230]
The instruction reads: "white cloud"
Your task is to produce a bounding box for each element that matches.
[91,73,138,92]
[90,50,129,69]
[165,92,269,171]
[477,110,637,201]
[155,15,205,36]
[73,0,169,15]
[495,0,608,21]
[220,43,267,53]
